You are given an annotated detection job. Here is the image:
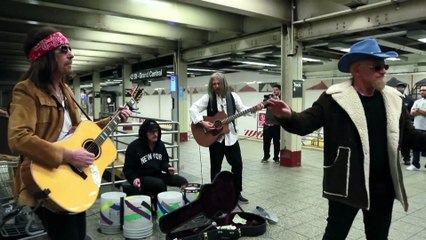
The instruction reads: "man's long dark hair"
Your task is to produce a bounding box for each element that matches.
[20,27,60,91]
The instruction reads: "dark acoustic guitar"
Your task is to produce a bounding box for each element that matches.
[191,100,269,147]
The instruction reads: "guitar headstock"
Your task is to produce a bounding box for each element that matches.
[126,85,143,112]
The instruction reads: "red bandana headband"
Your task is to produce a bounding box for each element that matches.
[27,32,69,63]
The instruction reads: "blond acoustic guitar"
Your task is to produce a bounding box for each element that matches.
[21,86,143,213]
[191,100,268,147]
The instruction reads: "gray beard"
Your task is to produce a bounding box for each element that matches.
[372,80,385,91]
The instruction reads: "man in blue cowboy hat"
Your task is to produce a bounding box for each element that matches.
[267,38,426,239]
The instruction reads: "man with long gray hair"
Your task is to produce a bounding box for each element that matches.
[189,72,263,203]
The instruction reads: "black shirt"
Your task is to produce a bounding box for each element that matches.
[359,90,394,196]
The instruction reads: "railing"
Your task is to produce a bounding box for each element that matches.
[101,115,180,189]
[301,128,324,149]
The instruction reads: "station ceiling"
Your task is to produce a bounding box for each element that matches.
[0,0,425,85]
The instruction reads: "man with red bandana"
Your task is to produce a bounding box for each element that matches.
[8,27,131,240]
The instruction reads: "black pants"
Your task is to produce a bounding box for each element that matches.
[209,140,243,192]
[35,207,86,240]
[412,150,422,168]
[323,195,394,240]
[400,145,411,162]
[139,173,188,197]
[411,130,426,168]
[263,125,280,160]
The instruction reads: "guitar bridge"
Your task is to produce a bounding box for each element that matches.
[68,164,88,180]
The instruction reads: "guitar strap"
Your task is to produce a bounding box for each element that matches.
[208,93,237,131]
[225,93,237,132]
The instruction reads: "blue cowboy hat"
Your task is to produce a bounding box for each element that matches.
[337,39,398,73]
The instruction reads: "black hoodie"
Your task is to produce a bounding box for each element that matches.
[123,119,171,184]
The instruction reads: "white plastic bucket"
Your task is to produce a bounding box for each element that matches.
[157,191,183,218]
[182,183,201,204]
[123,195,153,238]
[99,191,126,234]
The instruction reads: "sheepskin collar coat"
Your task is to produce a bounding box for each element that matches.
[277,80,416,211]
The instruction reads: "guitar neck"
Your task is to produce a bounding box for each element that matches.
[93,95,138,146]
[94,113,122,146]
[222,105,257,124]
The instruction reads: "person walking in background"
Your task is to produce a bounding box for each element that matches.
[123,119,188,204]
[7,27,131,240]
[189,72,263,204]
[261,84,281,164]
[406,85,426,171]
[81,89,90,115]
[267,38,426,239]
[395,82,414,165]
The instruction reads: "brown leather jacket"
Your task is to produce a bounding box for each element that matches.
[8,79,110,206]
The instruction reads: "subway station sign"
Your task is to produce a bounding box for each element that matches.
[130,67,167,81]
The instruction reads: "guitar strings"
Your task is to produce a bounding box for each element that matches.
[84,87,141,157]
[85,111,121,155]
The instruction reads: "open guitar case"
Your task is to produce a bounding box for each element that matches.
[159,171,267,239]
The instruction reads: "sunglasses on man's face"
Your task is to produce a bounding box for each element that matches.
[368,63,389,72]
[58,45,72,54]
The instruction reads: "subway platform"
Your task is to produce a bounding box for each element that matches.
[80,137,426,240]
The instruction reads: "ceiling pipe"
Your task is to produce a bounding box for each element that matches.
[293,0,394,24]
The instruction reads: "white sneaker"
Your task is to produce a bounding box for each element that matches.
[406,165,420,171]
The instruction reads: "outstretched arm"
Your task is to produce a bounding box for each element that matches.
[267,93,326,136]
[267,99,292,119]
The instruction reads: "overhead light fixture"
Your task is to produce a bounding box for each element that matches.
[386,58,400,61]
[386,56,407,62]
[187,68,216,72]
[407,30,426,43]
[208,57,231,63]
[302,57,322,62]
[240,61,277,67]
[27,0,41,4]
[26,20,39,25]
[234,60,277,67]
[80,83,93,88]
[328,42,351,53]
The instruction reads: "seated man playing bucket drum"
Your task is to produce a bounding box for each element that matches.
[123,119,188,208]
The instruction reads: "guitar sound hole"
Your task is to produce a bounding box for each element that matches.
[83,140,100,158]
[213,121,222,129]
